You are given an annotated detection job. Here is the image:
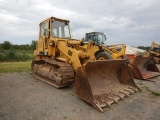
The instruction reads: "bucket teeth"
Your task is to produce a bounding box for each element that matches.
[95,92,127,108]
[108,94,121,103]
[106,99,114,106]
[92,101,103,112]
[108,96,118,103]
[128,87,139,92]
[94,89,139,109]
[119,91,130,97]
[105,102,112,107]
[95,90,134,106]
[113,93,125,100]
[94,88,139,110]
[101,97,113,107]
[124,88,134,94]
[95,95,114,107]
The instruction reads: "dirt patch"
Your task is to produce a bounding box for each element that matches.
[0,65,160,120]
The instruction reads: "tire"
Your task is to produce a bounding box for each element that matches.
[95,52,112,60]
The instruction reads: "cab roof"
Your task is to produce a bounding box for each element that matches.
[39,17,70,25]
[86,32,104,34]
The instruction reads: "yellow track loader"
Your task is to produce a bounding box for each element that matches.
[32,17,139,112]
[149,41,160,64]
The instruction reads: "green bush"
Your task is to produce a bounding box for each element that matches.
[0,50,34,62]
[7,51,16,60]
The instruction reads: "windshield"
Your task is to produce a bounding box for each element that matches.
[153,48,160,53]
[96,34,103,43]
[52,19,71,38]
[86,33,104,44]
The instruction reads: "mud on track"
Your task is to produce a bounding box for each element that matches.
[0,65,160,120]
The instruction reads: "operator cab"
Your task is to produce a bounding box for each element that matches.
[85,32,106,45]
[37,17,72,55]
[39,17,71,39]
[151,48,160,53]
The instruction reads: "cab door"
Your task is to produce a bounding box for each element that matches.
[38,21,49,55]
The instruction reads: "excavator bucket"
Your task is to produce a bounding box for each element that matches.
[128,56,160,80]
[75,59,140,112]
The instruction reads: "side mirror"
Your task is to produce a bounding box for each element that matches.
[65,22,69,25]
[104,35,107,41]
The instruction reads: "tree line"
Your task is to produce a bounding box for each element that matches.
[137,46,150,51]
[0,40,150,51]
[0,40,36,50]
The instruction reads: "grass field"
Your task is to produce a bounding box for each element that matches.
[0,61,31,73]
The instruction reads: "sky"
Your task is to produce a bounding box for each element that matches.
[0,0,160,46]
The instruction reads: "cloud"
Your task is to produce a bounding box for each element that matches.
[0,0,159,46]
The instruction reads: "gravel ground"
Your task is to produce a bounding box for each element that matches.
[0,65,160,120]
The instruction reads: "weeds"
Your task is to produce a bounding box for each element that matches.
[0,50,33,73]
[138,82,144,85]
[143,85,160,97]
[150,91,160,96]
[0,50,34,62]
